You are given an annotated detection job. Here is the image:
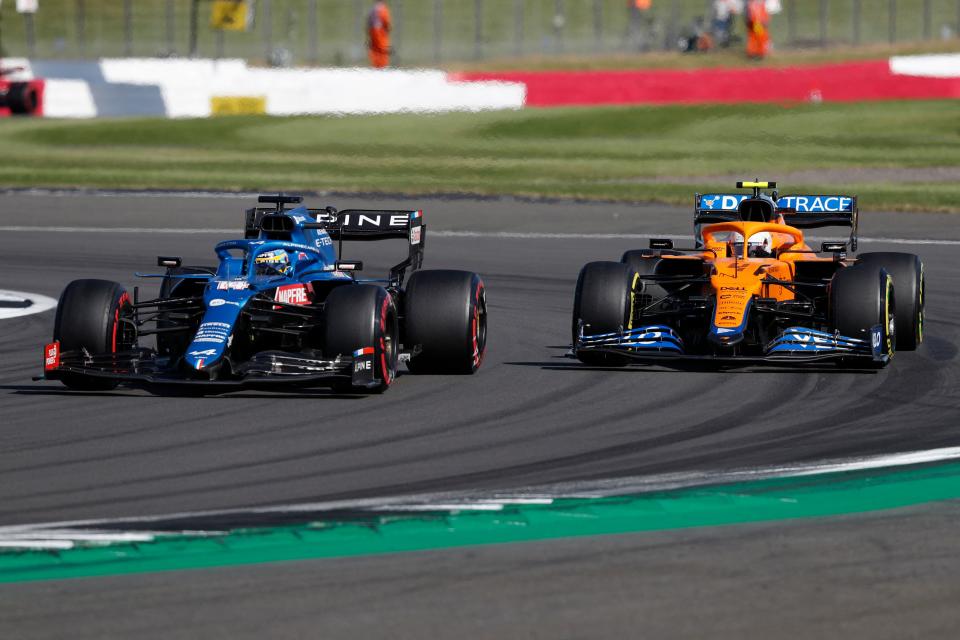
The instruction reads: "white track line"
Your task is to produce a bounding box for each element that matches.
[0,226,954,246]
[2,444,960,544]
[0,289,57,320]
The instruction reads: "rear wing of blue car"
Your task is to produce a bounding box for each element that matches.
[694,193,859,250]
[321,209,425,281]
[244,196,425,283]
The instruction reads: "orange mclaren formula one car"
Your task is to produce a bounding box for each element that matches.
[572,181,924,367]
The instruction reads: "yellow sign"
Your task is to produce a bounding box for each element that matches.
[210,96,267,116]
[211,0,250,31]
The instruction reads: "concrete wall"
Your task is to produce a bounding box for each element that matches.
[1,58,526,118]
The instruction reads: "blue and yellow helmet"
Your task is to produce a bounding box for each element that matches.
[254,249,291,277]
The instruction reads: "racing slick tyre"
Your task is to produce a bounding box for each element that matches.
[324,284,398,393]
[856,252,924,351]
[620,250,672,313]
[157,266,217,357]
[572,261,634,366]
[6,82,38,115]
[53,279,134,390]
[830,263,896,366]
[403,270,487,375]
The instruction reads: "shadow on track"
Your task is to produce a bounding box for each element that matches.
[0,384,369,400]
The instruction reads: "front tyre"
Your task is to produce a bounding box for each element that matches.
[572,261,635,366]
[324,285,399,393]
[856,252,924,350]
[404,270,487,375]
[53,279,135,390]
[830,263,895,367]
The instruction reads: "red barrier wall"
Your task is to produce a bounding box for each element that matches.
[454,61,960,107]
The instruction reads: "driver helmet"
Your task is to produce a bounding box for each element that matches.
[254,249,291,277]
[729,231,773,257]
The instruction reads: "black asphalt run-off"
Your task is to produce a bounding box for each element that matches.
[1,192,959,639]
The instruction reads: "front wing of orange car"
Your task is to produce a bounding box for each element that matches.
[575,325,888,366]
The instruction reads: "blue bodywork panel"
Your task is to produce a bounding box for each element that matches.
[137,205,419,372]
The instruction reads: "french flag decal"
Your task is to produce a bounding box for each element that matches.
[410,210,422,220]
[353,347,375,357]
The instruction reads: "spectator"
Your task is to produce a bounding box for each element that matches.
[367,0,392,69]
[745,0,770,59]
[712,0,743,48]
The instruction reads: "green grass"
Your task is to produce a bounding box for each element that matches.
[0,0,956,65]
[2,100,959,210]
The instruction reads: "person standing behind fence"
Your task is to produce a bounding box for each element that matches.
[713,0,743,47]
[367,1,392,68]
[745,0,770,58]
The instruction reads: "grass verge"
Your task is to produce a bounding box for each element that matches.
[1,99,958,211]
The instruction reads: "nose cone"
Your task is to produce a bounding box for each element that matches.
[182,286,250,371]
[710,295,752,346]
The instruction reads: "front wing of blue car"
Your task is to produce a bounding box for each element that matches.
[39,346,385,391]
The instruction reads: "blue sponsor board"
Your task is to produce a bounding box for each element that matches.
[699,194,854,214]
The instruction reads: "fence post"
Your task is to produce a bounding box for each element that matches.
[786,0,796,46]
[593,0,603,52]
[514,0,524,57]
[852,0,860,44]
[393,0,403,65]
[76,0,86,57]
[188,0,199,57]
[355,0,364,65]
[474,0,483,60]
[24,13,36,57]
[264,0,273,61]
[124,0,133,56]
[554,0,564,53]
[665,0,679,51]
[166,0,175,55]
[433,0,442,64]
[308,0,319,64]
[819,0,828,47]
[889,0,896,44]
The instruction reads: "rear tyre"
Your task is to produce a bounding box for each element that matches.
[572,261,635,366]
[324,284,398,393]
[856,252,924,350]
[830,263,895,366]
[53,279,134,390]
[404,270,487,375]
[7,82,38,115]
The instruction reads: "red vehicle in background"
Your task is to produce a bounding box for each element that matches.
[0,66,43,116]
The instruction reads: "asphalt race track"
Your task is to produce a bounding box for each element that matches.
[2,192,959,638]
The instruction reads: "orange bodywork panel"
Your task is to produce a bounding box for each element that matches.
[661,220,834,332]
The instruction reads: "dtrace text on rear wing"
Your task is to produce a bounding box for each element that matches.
[694,192,858,251]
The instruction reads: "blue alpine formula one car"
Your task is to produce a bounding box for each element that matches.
[41,194,487,393]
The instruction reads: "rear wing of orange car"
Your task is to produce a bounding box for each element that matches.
[694,193,859,251]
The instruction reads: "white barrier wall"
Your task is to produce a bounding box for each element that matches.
[889,53,960,78]
[1,58,526,118]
